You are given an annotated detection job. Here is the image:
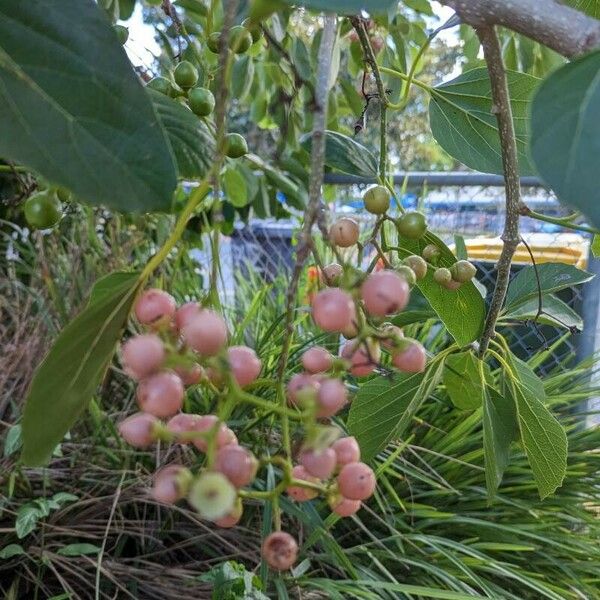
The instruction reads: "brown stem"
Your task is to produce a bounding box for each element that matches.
[476,25,521,357]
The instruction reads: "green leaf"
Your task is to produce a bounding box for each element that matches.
[429,68,539,175]
[563,0,600,18]
[232,55,255,102]
[443,351,487,410]
[392,309,437,328]
[0,1,176,212]
[15,505,42,539]
[502,294,583,331]
[0,544,25,560]
[592,235,600,258]
[292,38,312,83]
[454,235,468,260]
[504,263,594,309]
[3,424,22,457]
[348,359,444,462]
[397,232,486,346]
[150,90,215,180]
[301,130,377,177]
[51,492,79,505]
[483,385,517,499]
[223,167,248,208]
[282,0,396,14]
[22,271,141,466]
[530,50,600,228]
[507,353,567,499]
[57,543,100,557]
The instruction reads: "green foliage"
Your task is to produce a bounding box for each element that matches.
[443,351,487,410]
[0,0,176,212]
[15,493,78,539]
[563,0,600,18]
[282,0,397,13]
[502,294,583,330]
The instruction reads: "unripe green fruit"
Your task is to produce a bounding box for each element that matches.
[396,211,427,239]
[403,255,427,280]
[114,24,129,45]
[450,260,477,283]
[188,87,215,116]
[433,267,452,286]
[187,471,236,521]
[207,31,221,53]
[422,244,441,262]
[395,265,417,286]
[55,187,71,202]
[242,17,263,43]
[173,60,198,89]
[147,76,172,96]
[24,191,62,229]
[224,133,248,158]
[363,185,390,215]
[229,25,253,54]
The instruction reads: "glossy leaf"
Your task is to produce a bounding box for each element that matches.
[502,294,583,331]
[443,352,487,410]
[504,263,593,309]
[429,68,539,175]
[150,90,215,180]
[301,130,378,177]
[0,0,176,212]
[22,271,141,466]
[530,50,600,228]
[282,0,396,14]
[223,167,248,208]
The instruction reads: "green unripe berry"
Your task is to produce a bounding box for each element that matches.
[188,471,236,521]
[224,133,248,158]
[146,76,172,96]
[422,244,441,262]
[396,211,427,240]
[363,185,390,215]
[173,60,198,89]
[450,260,477,283]
[433,267,452,286]
[24,191,62,230]
[55,187,71,202]
[395,265,417,286]
[229,25,253,54]
[207,31,221,53]
[242,17,263,43]
[114,24,129,45]
[402,255,427,280]
[188,87,215,116]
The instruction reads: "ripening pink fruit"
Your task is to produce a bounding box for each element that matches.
[299,448,337,479]
[443,279,462,291]
[173,363,204,386]
[136,371,184,418]
[227,345,262,387]
[380,324,404,351]
[302,346,333,374]
[287,373,320,407]
[316,378,348,418]
[214,444,258,488]
[361,271,409,317]
[337,462,376,501]
[181,309,228,356]
[166,413,202,442]
[121,334,165,380]
[341,302,359,339]
[192,415,238,452]
[118,412,159,448]
[312,288,354,332]
[392,341,427,373]
[329,217,360,248]
[332,436,361,467]
[175,301,200,330]
[340,340,381,377]
[215,498,243,528]
[329,495,361,517]
[262,531,298,571]
[151,464,191,505]
[322,262,343,285]
[287,465,319,502]
[135,288,176,327]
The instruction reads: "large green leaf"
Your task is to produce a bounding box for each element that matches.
[429,68,539,175]
[301,130,378,178]
[22,271,141,466]
[282,0,396,14]
[348,359,444,462]
[563,0,600,18]
[397,232,486,346]
[504,263,593,309]
[530,50,600,228]
[483,385,517,500]
[150,90,215,180]
[0,0,176,212]
[502,294,583,331]
[507,353,567,499]
[443,351,487,410]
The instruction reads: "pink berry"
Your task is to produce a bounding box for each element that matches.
[136,371,184,418]
[173,363,204,386]
[175,301,200,330]
[192,415,237,452]
[262,531,298,571]
[316,378,348,418]
[227,345,262,387]
[340,340,381,377]
[312,288,354,332]
[287,465,319,502]
[287,373,320,407]
[330,496,361,517]
[181,309,228,356]
[166,413,202,442]
[341,302,359,339]
[337,462,376,501]
[361,271,410,317]
[121,334,165,380]
[332,436,361,466]
[322,262,343,285]
[215,498,243,528]
[302,346,333,374]
[392,341,427,373]
[135,288,176,326]
[299,448,337,479]
[151,464,191,504]
[214,444,258,488]
[118,412,159,448]
[329,217,360,248]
